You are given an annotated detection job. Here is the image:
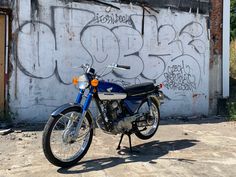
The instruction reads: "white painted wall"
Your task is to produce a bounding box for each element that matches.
[9,1,210,122]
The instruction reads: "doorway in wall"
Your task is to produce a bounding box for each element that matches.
[0,14,8,118]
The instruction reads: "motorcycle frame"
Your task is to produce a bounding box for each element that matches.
[74,85,159,133]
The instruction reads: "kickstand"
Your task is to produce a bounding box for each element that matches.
[127,133,133,153]
[116,133,133,153]
[116,133,124,150]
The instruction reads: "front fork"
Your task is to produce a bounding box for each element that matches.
[70,87,95,141]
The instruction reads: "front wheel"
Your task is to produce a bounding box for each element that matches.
[135,97,160,140]
[42,107,93,168]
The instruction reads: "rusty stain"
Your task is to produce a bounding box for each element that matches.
[192,93,199,98]
[192,93,206,99]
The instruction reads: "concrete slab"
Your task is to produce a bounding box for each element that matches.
[0,118,236,177]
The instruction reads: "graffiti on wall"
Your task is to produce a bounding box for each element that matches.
[164,59,198,91]
[13,4,209,96]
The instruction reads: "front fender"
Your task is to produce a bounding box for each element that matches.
[51,103,82,117]
[51,103,96,129]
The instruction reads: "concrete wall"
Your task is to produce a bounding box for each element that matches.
[9,0,210,122]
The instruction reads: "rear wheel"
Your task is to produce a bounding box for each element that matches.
[42,107,93,168]
[135,97,160,140]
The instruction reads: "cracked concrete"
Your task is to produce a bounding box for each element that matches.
[0,117,236,177]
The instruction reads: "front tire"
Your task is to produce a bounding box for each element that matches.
[42,107,93,168]
[135,97,160,140]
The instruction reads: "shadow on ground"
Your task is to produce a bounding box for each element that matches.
[57,139,198,174]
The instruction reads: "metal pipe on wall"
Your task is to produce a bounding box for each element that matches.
[222,0,230,98]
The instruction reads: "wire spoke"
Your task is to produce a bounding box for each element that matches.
[50,111,91,162]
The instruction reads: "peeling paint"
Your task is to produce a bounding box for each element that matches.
[31,0,40,19]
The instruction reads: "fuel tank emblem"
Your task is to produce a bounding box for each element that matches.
[107,87,113,92]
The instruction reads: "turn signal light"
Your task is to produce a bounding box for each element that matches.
[72,76,79,86]
[91,79,99,87]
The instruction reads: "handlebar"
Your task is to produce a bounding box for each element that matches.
[107,64,131,70]
[72,63,131,78]
[116,64,131,70]
[78,63,131,71]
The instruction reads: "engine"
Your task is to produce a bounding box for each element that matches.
[96,100,144,134]
[96,100,121,132]
[105,100,122,120]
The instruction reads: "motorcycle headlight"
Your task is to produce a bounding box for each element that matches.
[72,74,89,89]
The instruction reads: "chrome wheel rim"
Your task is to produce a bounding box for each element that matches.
[138,101,159,136]
[49,111,91,162]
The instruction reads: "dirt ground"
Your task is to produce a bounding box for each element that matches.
[0,117,236,177]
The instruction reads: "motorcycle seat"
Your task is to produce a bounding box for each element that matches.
[124,82,155,96]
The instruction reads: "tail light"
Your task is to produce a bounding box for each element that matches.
[159,83,164,89]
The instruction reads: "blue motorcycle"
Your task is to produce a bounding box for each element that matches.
[42,64,164,167]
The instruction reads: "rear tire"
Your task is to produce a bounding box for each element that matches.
[135,97,160,140]
[42,107,93,168]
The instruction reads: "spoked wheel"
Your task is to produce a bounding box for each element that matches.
[135,97,160,140]
[42,107,93,168]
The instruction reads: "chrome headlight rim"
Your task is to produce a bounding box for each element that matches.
[78,81,89,89]
[77,74,89,89]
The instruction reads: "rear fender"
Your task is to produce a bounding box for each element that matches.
[51,103,96,131]
[149,96,161,107]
